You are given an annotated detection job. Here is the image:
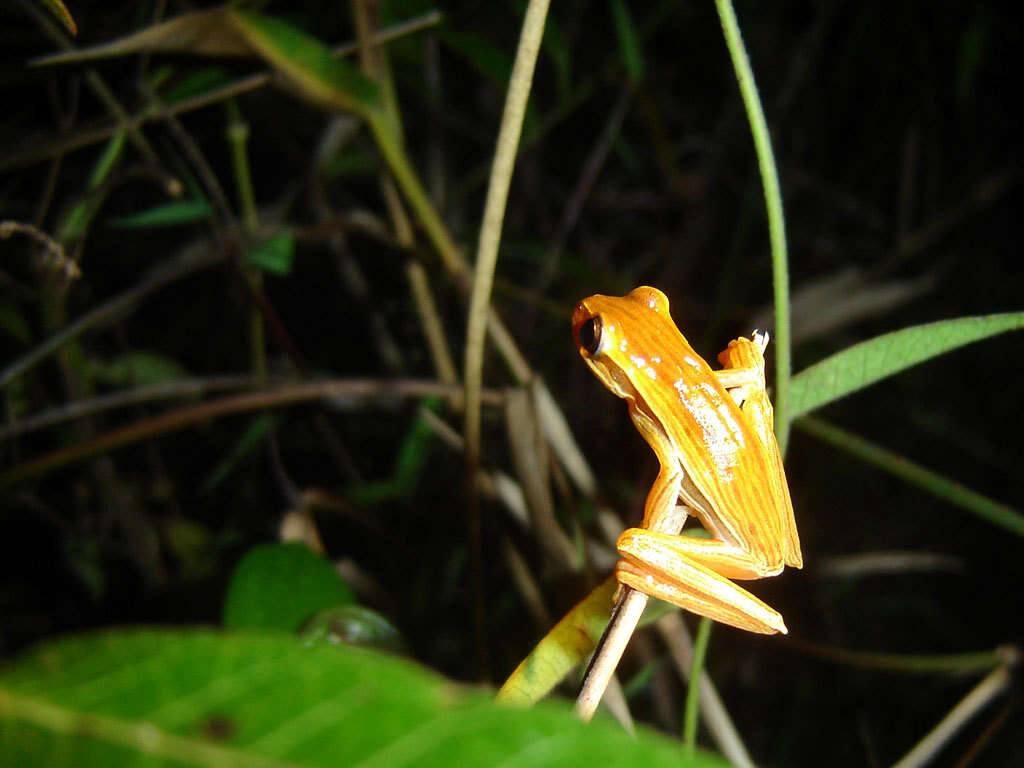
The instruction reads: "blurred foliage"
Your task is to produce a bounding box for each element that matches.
[1,0,1022,765]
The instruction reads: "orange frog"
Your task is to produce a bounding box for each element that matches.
[573,286,801,633]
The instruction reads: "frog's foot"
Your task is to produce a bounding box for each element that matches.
[616,528,788,634]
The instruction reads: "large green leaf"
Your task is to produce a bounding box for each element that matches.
[0,629,726,767]
[222,543,354,632]
[790,312,1024,418]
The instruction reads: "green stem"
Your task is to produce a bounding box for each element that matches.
[368,112,464,278]
[682,617,713,756]
[714,0,792,453]
[225,98,266,381]
[798,416,1024,538]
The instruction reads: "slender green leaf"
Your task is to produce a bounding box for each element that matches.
[32,9,256,65]
[609,0,644,82]
[201,414,274,493]
[163,67,236,104]
[790,312,1024,418]
[441,29,514,87]
[88,351,190,387]
[59,132,127,244]
[798,417,1024,538]
[347,398,440,505]
[228,10,381,117]
[222,542,354,631]
[0,629,726,767]
[108,199,214,229]
[244,231,295,275]
[541,15,572,99]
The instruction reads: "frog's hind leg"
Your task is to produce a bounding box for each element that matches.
[616,528,788,634]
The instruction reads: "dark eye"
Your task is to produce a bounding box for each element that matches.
[579,316,603,355]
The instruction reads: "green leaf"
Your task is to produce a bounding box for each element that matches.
[244,231,295,275]
[0,629,726,767]
[790,312,1024,419]
[163,67,236,104]
[498,577,616,706]
[88,351,190,387]
[441,29,513,87]
[108,199,214,229]
[347,398,440,505]
[609,0,644,83]
[59,132,127,245]
[200,413,274,493]
[228,10,381,117]
[497,577,674,706]
[223,543,354,632]
[32,8,257,66]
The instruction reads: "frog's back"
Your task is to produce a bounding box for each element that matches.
[610,289,801,569]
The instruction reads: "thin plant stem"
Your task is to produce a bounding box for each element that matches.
[7,12,443,173]
[0,380,504,488]
[14,0,164,175]
[682,617,713,756]
[892,665,1014,768]
[225,98,266,382]
[458,0,550,678]
[462,0,552,470]
[225,98,266,381]
[657,613,754,768]
[714,0,792,453]
[0,243,223,389]
[576,506,689,720]
[368,113,463,277]
[226,101,258,232]
[797,416,1024,538]
[575,587,649,721]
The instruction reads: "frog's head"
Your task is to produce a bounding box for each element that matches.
[572,286,672,401]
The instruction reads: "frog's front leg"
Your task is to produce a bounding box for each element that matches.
[615,528,788,634]
[714,334,801,564]
[714,332,771,415]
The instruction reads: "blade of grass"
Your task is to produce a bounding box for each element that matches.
[683,618,713,757]
[790,312,1024,419]
[797,416,1024,538]
[609,0,645,83]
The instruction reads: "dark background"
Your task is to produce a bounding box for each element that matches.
[2,1,1022,765]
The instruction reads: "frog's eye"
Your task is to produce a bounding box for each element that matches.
[578,316,603,355]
